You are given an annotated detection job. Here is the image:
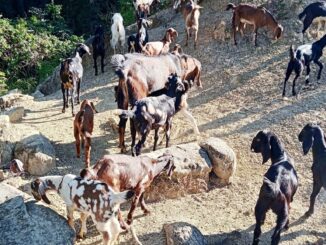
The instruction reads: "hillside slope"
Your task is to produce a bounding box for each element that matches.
[9,0,326,244]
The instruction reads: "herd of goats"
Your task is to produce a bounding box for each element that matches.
[4,0,325,244]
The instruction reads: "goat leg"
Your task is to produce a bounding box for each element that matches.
[70,89,75,116]
[271,206,289,245]
[77,79,81,104]
[85,137,91,168]
[127,191,142,224]
[61,84,66,113]
[194,29,198,49]
[165,120,172,148]
[139,193,150,215]
[305,64,311,85]
[153,128,159,151]
[185,28,189,47]
[252,200,268,245]
[66,89,69,108]
[101,54,105,74]
[305,179,322,217]
[119,117,128,153]
[66,206,75,231]
[77,212,88,239]
[292,74,300,97]
[94,56,98,76]
[74,128,81,159]
[314,60,323,82]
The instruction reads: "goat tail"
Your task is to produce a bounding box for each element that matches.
[263,177,281,199]
[226,3,236,11]
[112,109,135,119]
[298,10,306,20]
[289,45,295,61]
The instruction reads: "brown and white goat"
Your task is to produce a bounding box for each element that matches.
[226,3,283,46]
[173,0,203,48]
[74,99,98,168]
[80,153,175,225]
[30,174,141,245]
[142,28,178,56]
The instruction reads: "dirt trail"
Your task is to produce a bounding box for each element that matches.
[8,0,326,244]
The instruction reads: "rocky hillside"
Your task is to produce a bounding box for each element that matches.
[1,0,326,244]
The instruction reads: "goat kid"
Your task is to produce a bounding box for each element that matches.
[282,34,326,97]
[92,25,105,76]
[80,153,175,225]
[30,174,141,245]
[298,123,326,217]
[251,130,298,245]
[110,13,125,54]
[142,28,178,55]
[60,43,90,116]
[74,99,98,168]
[299,1,326,41]
[114,74,195,156]
[127,18,149,53]
[174,0,203,48]
[226,3,283,46]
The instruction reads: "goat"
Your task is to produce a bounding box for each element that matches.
[142,28,178,56]
[226,3,283,46]
[114,74,194,156]
[251,130,298,245]
[110,13,125,54]
[298,123,326,217]
[74,99,98,168]
[282,34,326,97]
[133,0,160,17]
[173,0,203,48]
[127,18,149,53]
[171,43,183,55]
[60,43,90,116]
[92,25,105,76]
[299,1,326,41]
[80,153,174,225]
[111,52,201,152]
[30,174,141,245]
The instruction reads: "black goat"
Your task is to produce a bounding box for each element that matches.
[114,74,193,156]
[251,130,298,245]
[299,1,326,40]
[282,34,326,97]
[92,25,105,76]
[298,123,326,217]
[127,18,149,53]
[60,43,91,116]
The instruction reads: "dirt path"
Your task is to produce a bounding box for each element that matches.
[8,0,326,244]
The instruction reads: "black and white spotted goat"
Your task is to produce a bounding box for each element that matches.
[251,130,298,245]
[298,123,326,217]
[114,74,197,156]
[282,34,326,97]
[127,18,149,53]
[31,174,141,245]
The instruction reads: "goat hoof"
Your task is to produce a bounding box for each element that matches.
[126,219,132,225]
[72,113,75,117]
[62,109,65,113]
[143,209,151,215]
[65,104,69,108]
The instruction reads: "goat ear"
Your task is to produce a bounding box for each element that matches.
[302,132,313,155]
[261,135,271,164]
[38,179,51,204]
[90,102,99,113]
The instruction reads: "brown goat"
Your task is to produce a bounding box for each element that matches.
[73,99,98,168]
[80,153,175,226]
[174,0,203,48]
[142,28,178,56]
[226,3,283,46]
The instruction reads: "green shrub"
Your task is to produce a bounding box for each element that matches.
[0,3,83,94]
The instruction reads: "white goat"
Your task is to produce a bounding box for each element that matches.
[31,174,141,245]
[110,13,125,54]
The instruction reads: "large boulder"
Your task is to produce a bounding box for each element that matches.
[164,222,208,245]
[143,143,212,202]
[4,106,25,122]
[200,138,236,186]
[14,134,56,176]
[37,66,61,96]
[0,183,75,245]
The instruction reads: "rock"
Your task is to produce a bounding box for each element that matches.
[164,222,208,245]
[0,183,75,244]
[14,134,56,176]
[31,90,44,99]
[0,92,32,109]
[143,143,212,202]
[0,115,10,127]
[0,170,4,181]
[36,65,61,96]
[200,137,236,185]
[4,106,25,122]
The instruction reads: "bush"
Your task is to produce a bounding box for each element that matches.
[0,3,83,94]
